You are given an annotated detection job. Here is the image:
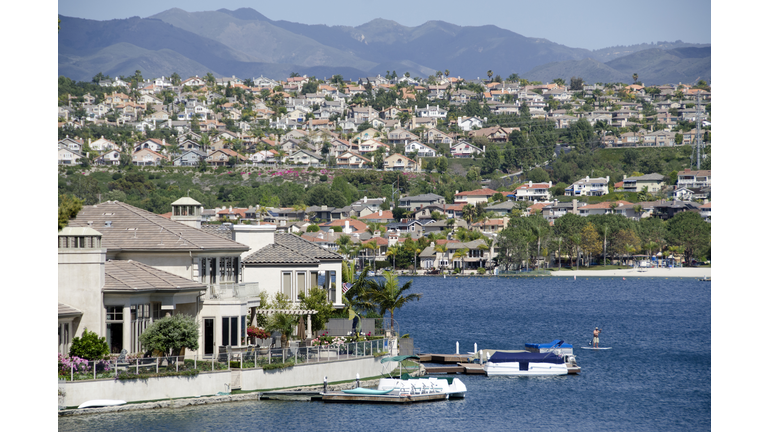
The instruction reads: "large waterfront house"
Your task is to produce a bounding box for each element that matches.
[60,198,342,359]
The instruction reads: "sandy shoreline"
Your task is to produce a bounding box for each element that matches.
[549,267,711,278]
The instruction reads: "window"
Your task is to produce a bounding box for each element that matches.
[222,316,238,347]
[58,322,71,356]
[106,306,124,354]
[131,304,152,353]
[297,272,306,299]
[282,272,292,299]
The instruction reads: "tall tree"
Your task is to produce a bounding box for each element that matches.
[362,271,422,330]
[665,211,710,265]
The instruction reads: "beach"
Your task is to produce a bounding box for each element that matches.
[550,267,711,278]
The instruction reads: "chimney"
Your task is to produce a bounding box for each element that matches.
[586,176,590,181]
[572,199,578,213]
[379,210,383,216]
[344,220,350,234]
[548,181,552,188]
[529,181,533,187]
[232,224,276,259]
[364,196,368,203]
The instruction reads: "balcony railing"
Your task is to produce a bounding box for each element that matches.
[206,282,259,300]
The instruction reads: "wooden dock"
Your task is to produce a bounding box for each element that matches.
[259,390,324,401]
[424,363,486,375]
[419,354,472,363]
[322,392,448,404]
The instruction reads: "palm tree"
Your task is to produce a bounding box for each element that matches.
[531,225,546,269]
[570,234,582,269]
[412,247,421,274]
[434,243,448,272]
[452,248,468,273]
[361,271,422,331]
[632,73,639,84]
[386,245,400,271]
[292,203,308,221]
[487,70,493,82]
[335,234,354,259]
[361,241,377,272]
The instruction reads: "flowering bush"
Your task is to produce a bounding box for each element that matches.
[312,333,346,347]
[58,353,111,378]
[247,326,270,339]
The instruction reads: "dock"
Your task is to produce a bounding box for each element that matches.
[322,392,448,403]
[259,390,324,401]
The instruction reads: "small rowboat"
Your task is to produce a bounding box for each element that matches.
[78,400,127,409]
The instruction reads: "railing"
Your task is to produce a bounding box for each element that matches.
[57,339,389,381]
[206,282,259,300]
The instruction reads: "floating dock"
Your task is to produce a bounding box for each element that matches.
[259,390,324,401]
[322,392,448,403]
[420,353,581,375]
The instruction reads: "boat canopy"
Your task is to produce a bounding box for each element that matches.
[488,352,565,364]
[380,355,420,364]
[524,340,573,350]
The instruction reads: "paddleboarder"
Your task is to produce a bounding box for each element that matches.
[592,327,601,348]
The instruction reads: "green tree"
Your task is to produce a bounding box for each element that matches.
[139,314,200,358]
[58,194,83,230]
[298,286,334,334]
[481,144,500,175]
[665,211,710,266]
[260,292,299,348]
[69,328,110,360]
[362,271,422,330]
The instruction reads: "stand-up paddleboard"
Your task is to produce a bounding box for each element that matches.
[580,347,612,350]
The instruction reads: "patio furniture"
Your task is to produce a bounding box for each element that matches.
[115,349,129,371]
[217,346,231,363]
[243,346,256,363]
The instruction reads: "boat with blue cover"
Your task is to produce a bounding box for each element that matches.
[525,339,574,355]
[484,351,570,376]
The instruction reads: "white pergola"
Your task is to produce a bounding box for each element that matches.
[251,309,318,340]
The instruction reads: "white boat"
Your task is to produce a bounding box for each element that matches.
[377,377,467,398]
[78,399,127,409]
[483,351,570,376]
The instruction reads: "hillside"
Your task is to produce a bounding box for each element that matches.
[522,46,711,86]
[58,8,710,85]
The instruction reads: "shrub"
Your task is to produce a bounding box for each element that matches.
[112,172,123,180]
[69,328,110,360]
[139,314,200,357]
[477,267,486,275]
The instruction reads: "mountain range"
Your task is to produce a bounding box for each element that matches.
[58,8,710,86]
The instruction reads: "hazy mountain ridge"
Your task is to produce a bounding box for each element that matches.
[58,8,710,85]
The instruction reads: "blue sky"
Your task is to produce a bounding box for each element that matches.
[57,0,711,51]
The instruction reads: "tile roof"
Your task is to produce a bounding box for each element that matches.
[275,233,342,260]
[456,188,499,196]
[103,260,208,292]
[58,303,82,317]
[321,218,368,233]
[360,210,394,220]
[242,243,318,265]
[68,201,249,252]
[579,200,635,210]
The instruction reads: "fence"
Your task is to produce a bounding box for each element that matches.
[321,318,398,338]
[57,339,388,382]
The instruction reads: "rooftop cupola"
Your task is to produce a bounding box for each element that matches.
[171,196,203,229]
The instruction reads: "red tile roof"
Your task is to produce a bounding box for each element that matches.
[456,188,499,197]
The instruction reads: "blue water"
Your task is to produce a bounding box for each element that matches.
[59,276,711,431]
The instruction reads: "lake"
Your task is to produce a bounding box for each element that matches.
[59,276,711,431]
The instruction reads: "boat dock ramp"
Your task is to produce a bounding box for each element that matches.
[419,353,486,375]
